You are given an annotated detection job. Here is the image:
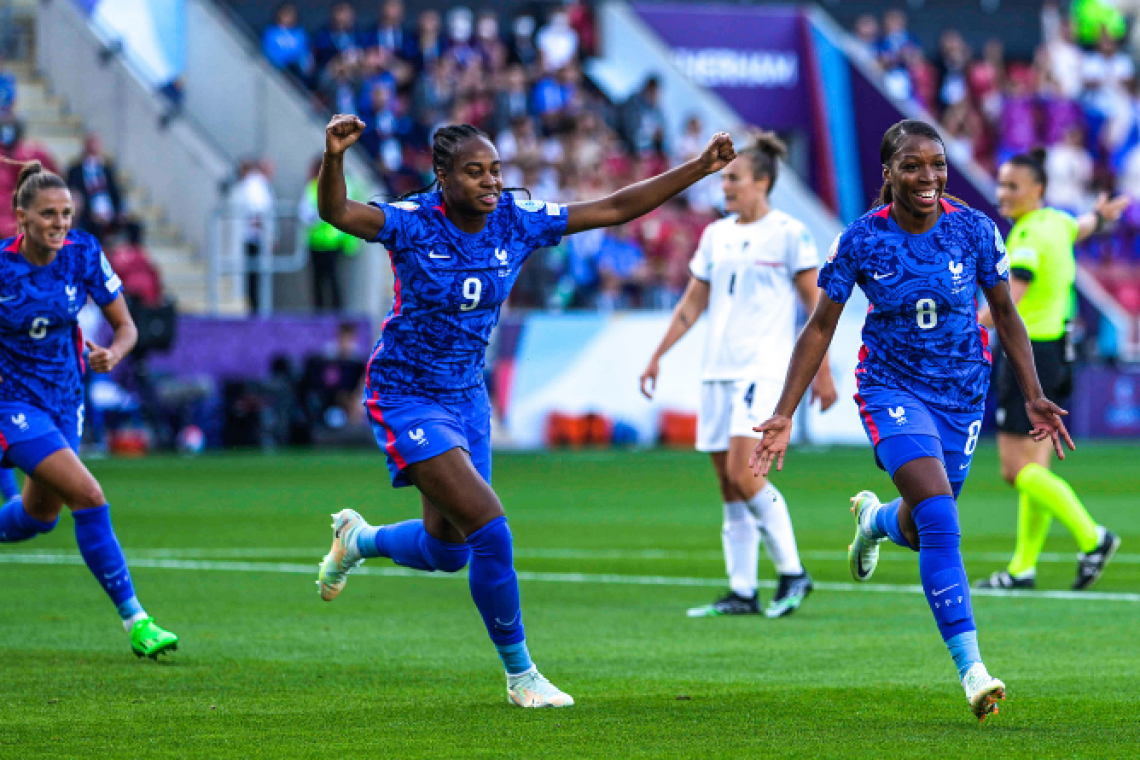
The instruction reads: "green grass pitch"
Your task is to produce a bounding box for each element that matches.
[1,444,1138,758]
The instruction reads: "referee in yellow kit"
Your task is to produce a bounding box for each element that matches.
[978,147,1128,591]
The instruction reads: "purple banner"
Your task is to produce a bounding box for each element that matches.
[632,4,810,131]
[1069,367,1140,439]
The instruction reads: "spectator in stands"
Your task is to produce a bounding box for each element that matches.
[596,224,648,310]
[318,54,360,116]
[412,56,455,129]
[359,82,412,159]
[492,64,530,134]
[409,9,446,73]
[1042,3,1083,100]
[0,117,58,237]
[230,158,277,314]
[509,15,540,71]
[1081,30,1135,148]
[996,70,1041,167]
[262,3,313,85]
[313,2,361,76]
[66,132,125,245]
[1071,0,1127,48]
[108,219,163,308]
[851,14,881,67]
[1047,127,1095,214]
[301,321,367,430]
[936,30,972,114]
[474,11,509,74]
[876,9,919,71]
[361,0,412,61]
[620,75,666,155]
[0,61,14,118]
[356,46,397,116]
[444,7,480,71]
[536,9,579,73]
[565,0,597,59]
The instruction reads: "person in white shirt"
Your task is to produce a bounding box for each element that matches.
[640,131,838,618]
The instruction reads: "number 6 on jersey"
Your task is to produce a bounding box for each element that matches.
[460,277,482,311]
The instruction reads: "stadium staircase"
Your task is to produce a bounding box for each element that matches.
[5,2,244,315]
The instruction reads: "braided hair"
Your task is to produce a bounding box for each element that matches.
[876,119,967,208]
[397,124,529,203]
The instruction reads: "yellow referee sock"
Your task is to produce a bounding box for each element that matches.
[1007,493,1052,577]
[1014,463,1099,554]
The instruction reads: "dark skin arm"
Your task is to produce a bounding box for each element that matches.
[317,115,386,241]
[565,133,735,235]
[85,295,137,373]
[750,292,846,476]
[982,280,1075,457]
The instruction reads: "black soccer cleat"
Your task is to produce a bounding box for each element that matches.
[1074,530,1121,590]
[764,572,813,618]
[975,570,1036,590]
[686,591,760,617]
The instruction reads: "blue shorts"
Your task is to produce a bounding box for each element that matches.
[854,386,983,498]
[0,400,83,474]
[365,389,492,489]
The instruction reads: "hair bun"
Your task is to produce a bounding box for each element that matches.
[15,160,43,188]
[747,128,788,161]
[1028,147,1047,166]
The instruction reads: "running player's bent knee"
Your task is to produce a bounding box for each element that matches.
[70,483,107,511]
[911,494,961,550]
[422,531,471,573]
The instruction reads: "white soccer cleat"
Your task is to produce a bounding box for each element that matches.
[507,668,575,708]
[317,509,367,601]
[848,490,883,582]
[962,663,1006,721]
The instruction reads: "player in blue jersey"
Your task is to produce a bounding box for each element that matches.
[0,160,178,658]
[750,120,1073,721]
[314,114,735,707]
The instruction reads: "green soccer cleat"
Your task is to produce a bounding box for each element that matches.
[130,617,179,660]
[318,509,367,601]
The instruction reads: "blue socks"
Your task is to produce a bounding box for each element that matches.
[872,497,915,550]
[73,504,143,620]
[0,468,19,501]
[357,515,533,675]
[467,517,531,674]
[0,496,58,542]
[947,631,981,680]
[357,520,471,572]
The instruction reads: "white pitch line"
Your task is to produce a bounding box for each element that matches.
[0,553,1136,603]
[5,547,1139,565]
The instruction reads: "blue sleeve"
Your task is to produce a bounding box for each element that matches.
[817,231,859,304]
[974,213,1009,290]
[85,241,122,307]
[370,200,423,251]
[511,199,568,251]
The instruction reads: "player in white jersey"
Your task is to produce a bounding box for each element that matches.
[641,131,838,618]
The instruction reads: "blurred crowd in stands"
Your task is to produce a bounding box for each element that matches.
[260,0,718,310]
[849,0,1140,313]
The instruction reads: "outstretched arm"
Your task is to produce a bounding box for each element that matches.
[983,280,1075,458]
[640,276,710,398]
[565,133,735,235]
[318,115,387,241]
[750,293,846,476]
[1075,193,1129,243]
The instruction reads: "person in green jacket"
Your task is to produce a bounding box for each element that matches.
[299,156,364,311]
[978,147,1128,590]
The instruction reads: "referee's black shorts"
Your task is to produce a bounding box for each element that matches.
[993,338,1072,435]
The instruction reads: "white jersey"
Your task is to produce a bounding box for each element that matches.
[689,210,819,382]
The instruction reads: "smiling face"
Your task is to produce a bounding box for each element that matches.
[16,186,73,253]
[996,162,1043,221]
[884,135,947,220]
[438,135,503,216]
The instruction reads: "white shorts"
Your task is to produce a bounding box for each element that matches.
[696,379,783,452]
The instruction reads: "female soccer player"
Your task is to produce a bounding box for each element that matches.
[750,120,1073,721]
[975,149,1125,591]
[315,115,735,708]
[0,160,178,658]
[639,131,837,619]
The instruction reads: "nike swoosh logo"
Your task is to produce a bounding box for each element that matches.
[494,612,520,627]
[103,570,121,579]
[871,272,893,280]
[0,295,16,303]
[932,584,959,596]
[959,463,970,470]
[428,253,450,259]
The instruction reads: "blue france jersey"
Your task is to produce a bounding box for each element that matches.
[818,200,1009,412]
[368,190,567,399]
[0,231,122,411]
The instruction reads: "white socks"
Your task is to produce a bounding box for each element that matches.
[722,500,759,598]
[747,483,803,576]
[123,610,148,633]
